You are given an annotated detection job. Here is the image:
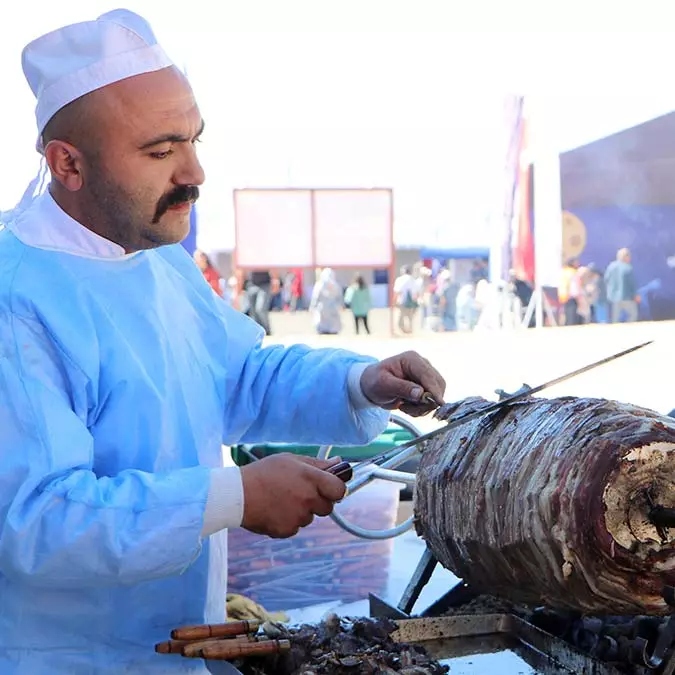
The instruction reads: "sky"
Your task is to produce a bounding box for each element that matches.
[3,0,675,252]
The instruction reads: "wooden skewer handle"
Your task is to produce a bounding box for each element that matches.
[171,619,261,641]
[155,639,191,654]
[181,635,256,656]
[199,638,291,660]
[157,635,258,656]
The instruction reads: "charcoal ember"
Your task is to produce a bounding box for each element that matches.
[331,633,362,656]
[415,395,675,615]
[237,616,449,675]
[338,656,360,667]
[351,617,394,643]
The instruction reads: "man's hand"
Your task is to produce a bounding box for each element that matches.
[360,351,446,416]
[240,454,346,538]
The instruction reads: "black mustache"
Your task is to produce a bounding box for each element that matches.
[154,185,200,222]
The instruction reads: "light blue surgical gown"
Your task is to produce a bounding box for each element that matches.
[0,194,388,674]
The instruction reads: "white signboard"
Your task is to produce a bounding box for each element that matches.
[234,188,393,269]
[313,189,393,267]
[233,189,313,268]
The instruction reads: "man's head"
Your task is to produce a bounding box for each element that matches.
[617,247,631,263]
[20,9,204,252]
[43,67,204,252]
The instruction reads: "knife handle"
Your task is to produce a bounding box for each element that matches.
[326,461,353,482]
[421,392,441,407]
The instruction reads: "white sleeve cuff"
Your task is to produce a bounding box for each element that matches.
[201,466,245,537]
[347,362,377,410]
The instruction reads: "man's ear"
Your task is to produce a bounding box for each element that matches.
[43,140,85,191]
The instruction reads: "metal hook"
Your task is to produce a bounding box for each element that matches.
[629,587,675,669]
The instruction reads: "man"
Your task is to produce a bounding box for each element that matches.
[604,247,639,323]
[393,265,418,333]
[247,269,272,333]
[0,10,446,675]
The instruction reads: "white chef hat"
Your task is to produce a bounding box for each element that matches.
[1,8,175,226]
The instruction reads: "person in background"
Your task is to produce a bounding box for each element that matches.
[310,267,343,334]
[280,271,293,310]
[636,278,661,322]
[455,282,477,330]
[430,276,446,331]
[474,277,501,330]
[604,247,640,323]
[436,268,459,331]
[220,276,238,307]
[585,263,608,323]
[470,258,489,284]
[238,277,252,316]
[570,265,593,324]
[344,274,372,335]
[414,265,432,329]
[247,269,272,335]
[393,265,417,334]
[194,249,223,297]
[558,258,581,325]
[289,268,304,311]
[268,272,283,312]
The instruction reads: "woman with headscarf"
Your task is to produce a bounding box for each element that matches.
[436,269,459,331]
[310,268,343,335]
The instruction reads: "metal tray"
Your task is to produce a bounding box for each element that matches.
[392,614,638,675]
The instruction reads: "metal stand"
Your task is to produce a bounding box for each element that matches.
[369,547,477,619]
[522,286,557,328]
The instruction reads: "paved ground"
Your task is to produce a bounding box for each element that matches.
[251,310,675,622]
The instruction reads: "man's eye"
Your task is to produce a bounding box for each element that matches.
[150,150,172,159]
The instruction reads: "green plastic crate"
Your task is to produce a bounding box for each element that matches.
[231,424,417,466]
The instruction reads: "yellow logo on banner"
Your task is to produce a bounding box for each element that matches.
[562,211,587,262]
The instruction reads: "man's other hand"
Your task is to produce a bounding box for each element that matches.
[240,454,346,538]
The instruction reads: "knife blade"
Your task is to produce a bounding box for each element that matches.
[332,339,653,478]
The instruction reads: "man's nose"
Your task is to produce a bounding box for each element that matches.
[175,146,206,187]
